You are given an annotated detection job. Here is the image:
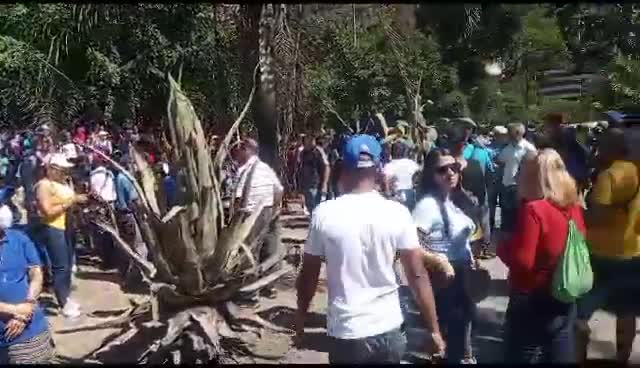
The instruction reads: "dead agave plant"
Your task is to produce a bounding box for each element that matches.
[63,66,293,364]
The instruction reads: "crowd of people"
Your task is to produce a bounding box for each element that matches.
[0,122,175,363]
[294,113,640,364]
[0,111,638,364]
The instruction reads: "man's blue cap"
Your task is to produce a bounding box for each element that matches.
[343,134,382,169]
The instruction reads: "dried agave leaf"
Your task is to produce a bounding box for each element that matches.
[132,147,161,217]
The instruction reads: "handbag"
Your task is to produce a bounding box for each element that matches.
[463,261,491,303]
[417,227,455,289]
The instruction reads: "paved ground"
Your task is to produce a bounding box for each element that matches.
[45,205,640,364]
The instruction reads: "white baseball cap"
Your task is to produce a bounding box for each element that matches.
[47,153,74,169]
[492,125,508,135]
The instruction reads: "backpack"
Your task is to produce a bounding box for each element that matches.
[551,216,593,303]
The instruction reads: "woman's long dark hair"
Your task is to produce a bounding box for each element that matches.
[419,148,459,238]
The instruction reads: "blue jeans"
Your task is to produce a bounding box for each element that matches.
[399,263,475,362]
[500,186,519,233]
[328,327,407,364]
[302,188,321,214]
[435,262,476,362]
[42,225,73,308]
[504,291,576,363]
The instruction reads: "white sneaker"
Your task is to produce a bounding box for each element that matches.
[62,299,82,318]
[72,264,78,273]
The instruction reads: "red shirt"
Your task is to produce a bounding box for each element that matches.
[497,199,586,294]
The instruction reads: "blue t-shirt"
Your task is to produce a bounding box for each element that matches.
[463,143,495,175]
[163,175,178,207]
[0,229,48,347]
[115,172,139,211]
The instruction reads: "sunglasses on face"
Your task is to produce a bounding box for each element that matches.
[436,162,461,175]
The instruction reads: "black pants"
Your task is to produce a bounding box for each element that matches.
[329,327,406,364]
[500,185,519,233]
[504,291,576,363]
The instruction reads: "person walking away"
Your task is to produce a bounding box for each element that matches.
[89,156,118,270]
[383,141,420,210]
[35,154,88,318]
[296,135,445,364]
[542,113,590,196]
[0,206,54,364]
[460,121,495,258]
[447,125,492,260]
[233,138,284,302]
[496,123,536,234]
[297,135,330,216]
[487,126,508,235]
[413,148,478,363]
[113,152,148,286]
[18,147,40,224]
[576,128,640,363]
[498,149,584,363]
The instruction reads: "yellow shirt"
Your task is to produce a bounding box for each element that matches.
[36,178,75,230]
[587,160,640,259]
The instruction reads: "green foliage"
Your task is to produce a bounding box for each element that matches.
[0,4,244,131]
[306,13,454,130]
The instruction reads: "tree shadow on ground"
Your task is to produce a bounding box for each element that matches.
[257,305,331,354]
[473,307,506,363]
[74,270,121,284]
[39,294,59,316]
[258,305,326,330]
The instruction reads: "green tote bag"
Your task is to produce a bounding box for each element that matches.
[551,219,593,304]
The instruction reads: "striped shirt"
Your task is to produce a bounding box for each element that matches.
[235,156,283,212]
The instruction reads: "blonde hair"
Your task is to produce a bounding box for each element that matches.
[518,149,579,208]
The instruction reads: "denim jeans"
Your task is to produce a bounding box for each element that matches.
[435,262,476,362]
[328,327,407,364]
[504,291,576,363]
[500,186,519,233]
[302,188,321,214]
[42,225,73,308]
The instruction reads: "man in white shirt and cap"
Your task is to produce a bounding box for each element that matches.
[296,134,445,364]
[234,138,284,302]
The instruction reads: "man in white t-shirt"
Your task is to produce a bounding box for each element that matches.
[383,141,420,210]
[497,123,536,232]
[295,134,444,364]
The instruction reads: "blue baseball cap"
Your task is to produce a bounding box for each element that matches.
[343,134,382,169]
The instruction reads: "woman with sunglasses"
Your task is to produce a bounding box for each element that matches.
[412,148,477,364]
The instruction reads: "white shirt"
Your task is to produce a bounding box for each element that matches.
[305,191,419,339]
[383,158,420,191]
[235,156,283,212]
[498,139,536,186]
[90,166,117,202]
[412,196,475,261]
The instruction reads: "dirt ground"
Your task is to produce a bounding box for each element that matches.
[45,205,640,364]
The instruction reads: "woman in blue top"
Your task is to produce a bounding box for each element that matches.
[412,148,477,364]
[0,207,53,364]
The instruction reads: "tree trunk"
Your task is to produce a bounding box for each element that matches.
[239,4,279,171]
[255,4,280,171]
